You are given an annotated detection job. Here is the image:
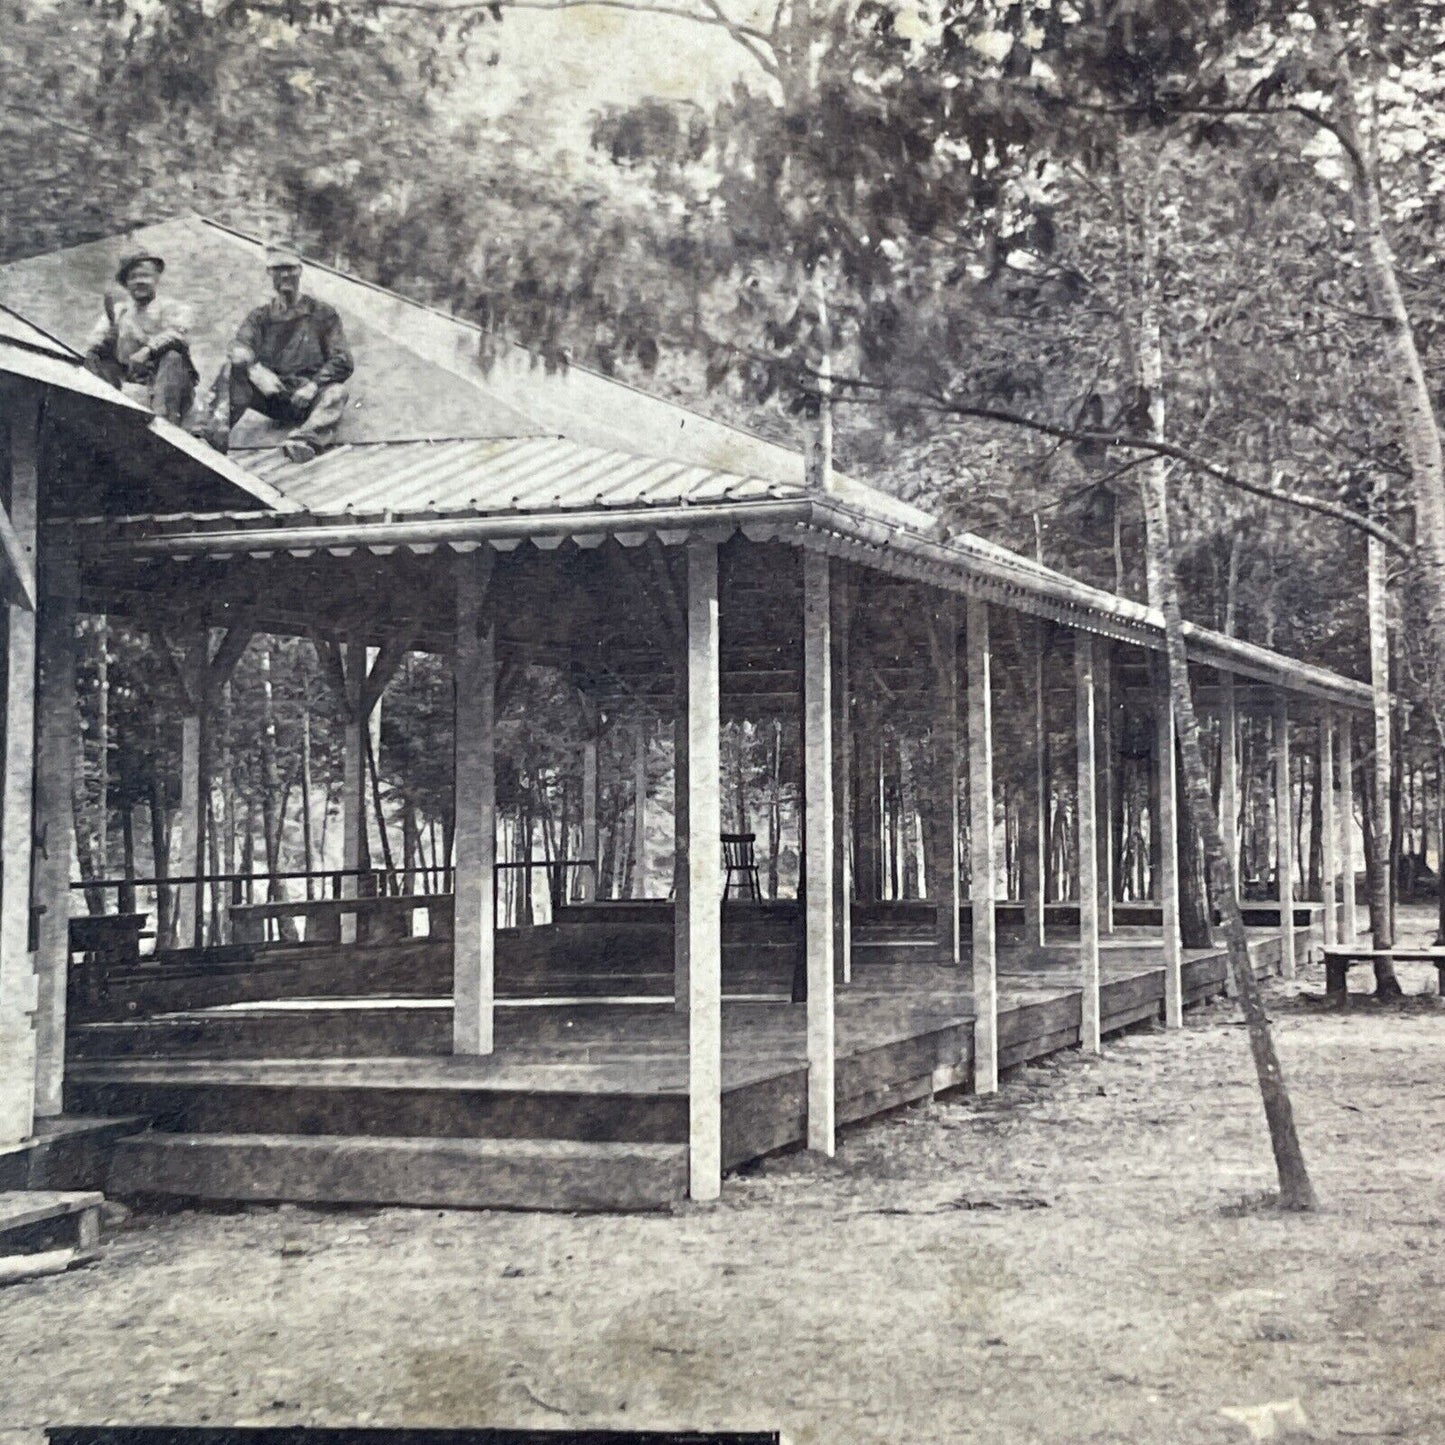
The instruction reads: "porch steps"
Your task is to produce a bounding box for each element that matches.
[65,1060,689,1144]
[108,1133,687,1212]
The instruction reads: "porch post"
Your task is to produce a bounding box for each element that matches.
[673,649,690,1012]
[0,382,39,1144]
[803,552,836,1151]
[1098,643,1115,935]
[1275,694,1297,979]
[1321,714,1339,947]
[686,538,723,1199]
[1340,711,1359,941]
[1076,633,1101,1054]
[831,567,852,984]
[1218,670,1241,997]
[632,716,648,899]
[1021,619,1047,948]
[966,598,998,1093]
[453,552,496,1055]
[580,709,599,902]
[1220,671,1241,899]
[176,679,205,950]
[935,600,962,965]
[33,553,80,1117]
[340,639,367,939]
[1154,653,1182,1029]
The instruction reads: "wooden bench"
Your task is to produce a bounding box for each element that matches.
[1322,946,1445,998]
[68,914,148,1006]
[229,894,450,946]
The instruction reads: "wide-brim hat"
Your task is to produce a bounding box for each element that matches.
[264,241,304,269]
[115,247,165,284]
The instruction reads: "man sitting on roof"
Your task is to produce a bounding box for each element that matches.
[84,247,198,426]
[201,241,353,464]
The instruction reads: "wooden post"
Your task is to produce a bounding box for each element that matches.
[1218,670,1241,998]
[632,716,648,899]
[933,601,962,964]
[0,383,39,1145]
[1022,619,1047,948]
[1220,672,1241,897]
[686,538,723,1200]
[673,648,690,1013]
[1275,694,1297,979]
[803,552,836,1151]
[967,598,998,1093]
[1341,711,1359,941]
[453,552,496,1055]
[580,716,599,902]
[32,554,79,1117]
[341,640,367,939]
[1098,643,1115,935]
[1076,633,1101,1055]
[831,567,852,983]
[176,706,205,948]
[1321,714,1339,948]
[1154,654,1182,1029]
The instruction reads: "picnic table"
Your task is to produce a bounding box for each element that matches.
[1321,945,1445,999]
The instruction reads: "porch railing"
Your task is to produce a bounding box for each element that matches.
[69,858,598,951]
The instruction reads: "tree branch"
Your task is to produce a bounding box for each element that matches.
[828,378,1409,553]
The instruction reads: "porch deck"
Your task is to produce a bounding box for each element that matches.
[63,928,1300,1211]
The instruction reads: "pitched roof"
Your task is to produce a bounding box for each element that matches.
[4,218,1370,708]
[2,215,903,488]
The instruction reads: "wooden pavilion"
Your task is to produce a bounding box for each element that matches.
[0,218,1373,1209]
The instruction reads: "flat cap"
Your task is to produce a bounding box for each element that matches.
[263,241,304,269]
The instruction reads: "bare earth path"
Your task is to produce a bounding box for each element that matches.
[3,926,1445,1443]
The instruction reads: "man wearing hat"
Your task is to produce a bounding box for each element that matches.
[84,247,198,425]
[202,241,353,463]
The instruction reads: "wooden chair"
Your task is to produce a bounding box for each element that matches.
[722,833,763,901]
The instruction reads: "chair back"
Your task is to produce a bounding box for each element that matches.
[721,832,757,868]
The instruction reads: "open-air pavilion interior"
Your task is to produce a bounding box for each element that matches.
[0,217,1376,1210]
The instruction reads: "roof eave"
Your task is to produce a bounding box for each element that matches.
[72,493,1371,710]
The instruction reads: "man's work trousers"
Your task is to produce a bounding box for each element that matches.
[215,365,349,451]
[85,346,197,426]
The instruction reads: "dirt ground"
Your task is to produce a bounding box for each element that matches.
[4,913,1445,1444]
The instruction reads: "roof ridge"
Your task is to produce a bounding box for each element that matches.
[229,433,564,454]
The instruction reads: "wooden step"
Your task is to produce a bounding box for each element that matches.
[108,1133,686,1212]
[66,1060,689,1144]
[0,1190,104,1253]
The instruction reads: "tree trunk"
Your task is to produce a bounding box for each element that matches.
[1337,60,1443,990]
[1140,469,1316,1208]
[1132,163,1315,1207]
[899,736,920,898]
[1365,527,1403,993]
[1178,759,1213,948]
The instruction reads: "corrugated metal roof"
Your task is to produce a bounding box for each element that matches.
[238,437,804,517]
